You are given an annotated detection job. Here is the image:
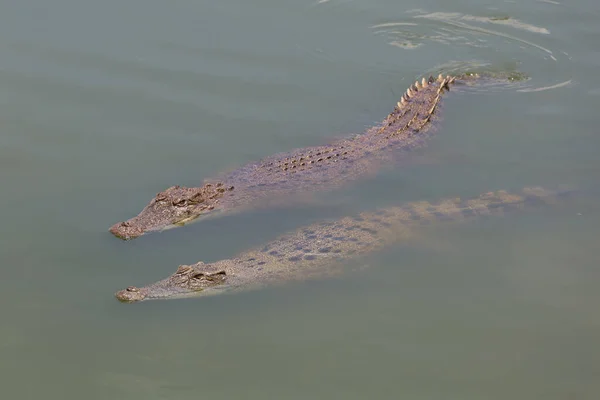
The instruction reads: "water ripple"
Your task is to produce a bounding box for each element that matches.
[372,9,558,60]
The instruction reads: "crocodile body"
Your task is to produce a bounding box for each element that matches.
[110,72,516,240]
[115,186,572,302]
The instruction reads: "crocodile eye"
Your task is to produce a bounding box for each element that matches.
[126,286,139,292]
[176,265,193,275]
[173,199,188,207]
[191,272,206,280]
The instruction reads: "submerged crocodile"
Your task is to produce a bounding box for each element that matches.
[110,72,522,240]
[115,185,573,302]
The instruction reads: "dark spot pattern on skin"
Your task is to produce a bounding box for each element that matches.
[458,200,472,209]
[461,208,476,217]
[324,234,333,238]
[360,227,378,234]
[334,236,346,241]
[495,203,521,212]
[288,256,302,262]
[402,206,420,220]
[523,196,546,207]
[258,261,266,265]
[306,235,317,240]
[354,216,365,222]
[304,255,317,260]
[432,211,452,220]
[247,258,256,262]
[318,247,331,253]
[348,238,359,242]
[268,251,278,256]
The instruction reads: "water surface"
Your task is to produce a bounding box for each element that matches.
[1,0,599,398]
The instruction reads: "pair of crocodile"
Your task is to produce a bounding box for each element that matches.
[111,69,565,302]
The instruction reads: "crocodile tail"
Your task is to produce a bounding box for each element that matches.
[380,185,581,226]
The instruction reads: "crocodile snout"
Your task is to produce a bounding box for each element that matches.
[115,286,146,302]
[109,221,145,240]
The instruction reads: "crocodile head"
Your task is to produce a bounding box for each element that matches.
[115,263,227,302]
[109,183,235,240]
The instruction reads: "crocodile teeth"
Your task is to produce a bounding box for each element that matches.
[437,74,444,82]
[400,97,407,106]
[412,84,418,92]
[406,88,413,97]
[397,101,402,108]
[448,76,456,84]
[402,93,409,102]
[415,80,422,90]
[422,77,428,88]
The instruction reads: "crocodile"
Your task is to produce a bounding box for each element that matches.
[110,71,523,240]
[115,185,573,302]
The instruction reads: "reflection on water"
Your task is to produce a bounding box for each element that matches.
[0,0,599,398]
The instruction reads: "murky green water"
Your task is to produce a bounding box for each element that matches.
[1,0,599,398]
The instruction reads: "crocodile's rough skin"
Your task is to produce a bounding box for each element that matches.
[110,73,518,240]
[115,186,571,302]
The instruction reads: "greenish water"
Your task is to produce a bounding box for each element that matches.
[1,0,599,398]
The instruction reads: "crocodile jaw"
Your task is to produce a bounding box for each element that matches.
[109,212,199,240]
[109,184,233,240]
[115,286,149,302]
[115,263,229,302]
[114,285,198,302]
